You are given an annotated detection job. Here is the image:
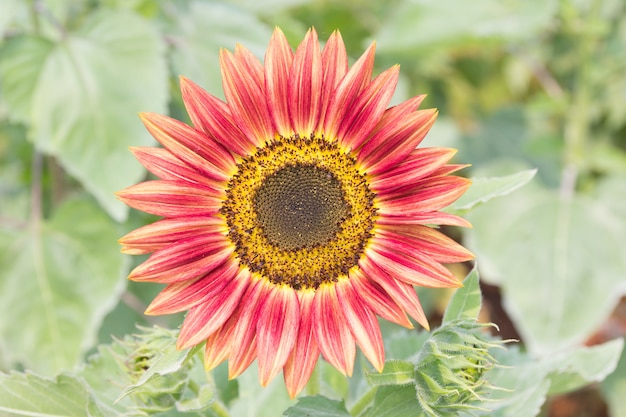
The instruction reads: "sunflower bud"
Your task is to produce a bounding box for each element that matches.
[413,320,505,417]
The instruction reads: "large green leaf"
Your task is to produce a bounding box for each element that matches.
[546,338,624,395]
[376,0,557,54]
[0,372,108,417]
[0,10,168,221]
[167,1,272,100]
[448,169,537,213]
[0,198,128,375]
[479,339,624,417]
[602,338,626,417]
[466,182,626,354]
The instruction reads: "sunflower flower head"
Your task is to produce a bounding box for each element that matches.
[117,27,474,398]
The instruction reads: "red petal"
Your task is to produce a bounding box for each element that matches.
[336,279,385,372]
[139,112,235,180]
[265,27,294,137]
[313,283,355,376]
[377,211,472,228]
[359,257,429,330]
[128,235,233,283]
[204,309,239,370]
[317,30,348,133]
[366,241,460,288]
[177,267,250,349]
[377,176,471,215]
[257,285,300,386]
[289,28,322,136]
[116,180,222,218]
[146,261,239,315]
[322,43,375,141]
[119,216,227,255]
[360,109,438,175]
[366,95,426,139]
[284,289,320,398]
[228,278,270,379]
[377,226,474,263]
[130,147,221,188]
[369,148,458,192]
[350,268,413,328]
[180,76,257,155]
[221,47,274,145]
[337,65,399,151]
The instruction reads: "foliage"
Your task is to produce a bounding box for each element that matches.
[1,0,625,416]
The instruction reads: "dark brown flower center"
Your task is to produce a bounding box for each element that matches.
[221,135,377,290]
[254,164,348,251]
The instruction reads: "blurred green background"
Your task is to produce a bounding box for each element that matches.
[1,0,625,416]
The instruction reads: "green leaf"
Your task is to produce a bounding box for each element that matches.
[601,338,626,417]
[466,183,626,354]
[546,338,624,395]
[365,360,415,386]
[0,372,109,417]
[0,10,168,221]
[361,385,423,417]
[448,169,537,212]
[117,333,198,401]
[479,339,624,417]
[283,395,351,417]
[442,266,482,323]
[477,346,551,417]
[376,0,558,54]
[0,198,127,375]
[167,2,272,100]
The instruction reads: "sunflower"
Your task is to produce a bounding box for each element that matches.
[117,27,473,398]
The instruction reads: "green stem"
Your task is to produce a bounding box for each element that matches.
[560,0,601,199]
[348,386,378,416]
[206,400,232,417]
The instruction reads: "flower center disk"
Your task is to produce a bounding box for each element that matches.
[222,135,377,290]
[254,164,348,251]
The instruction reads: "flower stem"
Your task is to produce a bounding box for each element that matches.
[207,400,232,417]
[349,386,378,416]
[560,0,601,199]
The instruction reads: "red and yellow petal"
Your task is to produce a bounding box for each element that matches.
[360,109,438,175]
[119,216,226,255]
[140,112,235,180]
[317,30,348,133]
[128,236,233,283]
[313,283,356,376]
[284,289,320,399]
[337,65,399,151]
[180,76,257,155]
[145,260,240,315]
[177,267,250,349]
[322,43,376,142]
[336,278,385,372]
[221,47,273,145]
[257,285,300,386]
[265,28,294,138]
[228,278,270,379]
[289,28,322,137]
[369,148,458,192]
[116,180,222,218]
